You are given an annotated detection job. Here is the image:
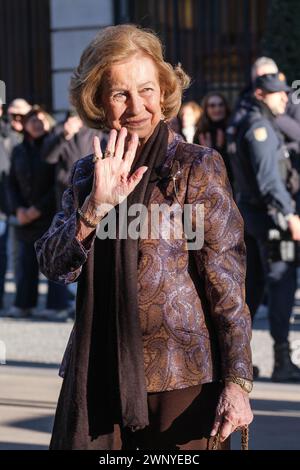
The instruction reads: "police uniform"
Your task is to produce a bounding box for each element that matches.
[233,73,300,382]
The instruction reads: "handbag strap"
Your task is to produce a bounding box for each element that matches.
[241,425,249,450]
[208,425,249,450]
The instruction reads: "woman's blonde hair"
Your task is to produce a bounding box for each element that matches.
[70,24,190,129]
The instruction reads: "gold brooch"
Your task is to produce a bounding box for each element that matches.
[170,160,182,203]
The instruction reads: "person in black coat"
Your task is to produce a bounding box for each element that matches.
[41,109,107,209]
[7,106,70,319]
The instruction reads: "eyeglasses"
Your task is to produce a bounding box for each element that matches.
[207,102,225,108]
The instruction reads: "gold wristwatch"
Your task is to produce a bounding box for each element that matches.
[225,376,253,393]
[77,207,101,228]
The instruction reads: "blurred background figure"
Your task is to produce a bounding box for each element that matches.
[227,57,279,173]
[195,92,232,183]
[251,56,279,82]
[7,98,32,138]
[275,80,300,215]
[0,98,11,313]
[0,98,31,312]
[42,110,56,133]
[176,101,202,143]
[7,106,70,321]
[41,108,107,209]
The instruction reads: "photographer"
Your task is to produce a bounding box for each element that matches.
[232,73,300,382]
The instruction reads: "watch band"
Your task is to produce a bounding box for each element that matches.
[77,207,100,228]
[225,376,253,393]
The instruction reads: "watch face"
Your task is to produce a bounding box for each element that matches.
[244,381,253,393]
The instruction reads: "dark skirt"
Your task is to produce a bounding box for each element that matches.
[50,382,229,450]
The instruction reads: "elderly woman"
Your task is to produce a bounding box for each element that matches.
[36,25,253,450]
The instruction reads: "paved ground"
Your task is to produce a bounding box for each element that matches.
[1,278,300,450]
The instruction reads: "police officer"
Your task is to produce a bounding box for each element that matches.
[227,57,279,166]
[233,73,300,382]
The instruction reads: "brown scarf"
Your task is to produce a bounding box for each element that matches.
[91,121,169,434]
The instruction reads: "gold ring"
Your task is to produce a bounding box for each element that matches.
[104,149,113,158]
[92,154,100,163]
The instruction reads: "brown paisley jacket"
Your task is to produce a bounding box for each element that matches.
[35,136,253,393]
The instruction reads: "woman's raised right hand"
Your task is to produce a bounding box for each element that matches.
[89,127,148,209]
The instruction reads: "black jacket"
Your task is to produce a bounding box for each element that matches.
[0,120,20,215]
[9,133,56,242]
[233,98,296,226]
